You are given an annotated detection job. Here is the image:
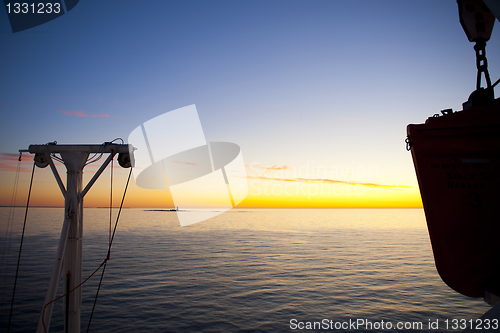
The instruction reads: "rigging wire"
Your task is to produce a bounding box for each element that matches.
[84,152,103,166]
[86,166,132,333]
[109,138,124,144]
[84,139,124,167]
[0,154,22,305]
[7,160,36,333]
[1,156,22,272]
[493,77,500,88]
[85,142,105,166]
[49,152,64,164]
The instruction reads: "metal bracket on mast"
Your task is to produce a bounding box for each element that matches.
[81,153,115,198]
[20,143,132,333]
[46,148,67,198]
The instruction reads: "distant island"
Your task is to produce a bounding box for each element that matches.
[144,206,180,212]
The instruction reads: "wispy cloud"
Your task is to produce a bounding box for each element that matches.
[246,164,290,177]
[58,108,121,118]
[171,160,198,166]
[0,153,65,171]
[0,153,21,162]
[247,164,289,169]
[0,162,32,172]
[247,175,413,190]
[0,154,33,172]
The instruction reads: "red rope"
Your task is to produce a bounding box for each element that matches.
[41,258,108,333]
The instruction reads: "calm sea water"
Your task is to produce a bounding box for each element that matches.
[0,208,491,332]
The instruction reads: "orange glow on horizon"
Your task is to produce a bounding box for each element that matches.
[0,168,422,209]
[237,184,422,209]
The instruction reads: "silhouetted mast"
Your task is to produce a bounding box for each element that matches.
[19,142,132,333]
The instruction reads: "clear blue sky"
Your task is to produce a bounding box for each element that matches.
[1,0,499,207]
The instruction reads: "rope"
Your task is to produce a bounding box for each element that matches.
[41,258,107,333]
[493,77,500,89]
[7,160,36,333]
[86,167,132,333]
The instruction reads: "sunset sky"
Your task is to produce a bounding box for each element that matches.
[1,1,499,209]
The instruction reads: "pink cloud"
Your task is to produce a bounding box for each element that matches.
[0,162,32,172]
[171,160,198,166]
[0,153,64,168]
[245,164,290,171]
[58,108,120,118]
[0,153,20,162]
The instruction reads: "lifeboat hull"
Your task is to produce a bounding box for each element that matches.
[407,99,500,298]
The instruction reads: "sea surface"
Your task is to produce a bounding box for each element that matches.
[0,208,491,332]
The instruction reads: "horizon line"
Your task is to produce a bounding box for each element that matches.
[1,206,423,209]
